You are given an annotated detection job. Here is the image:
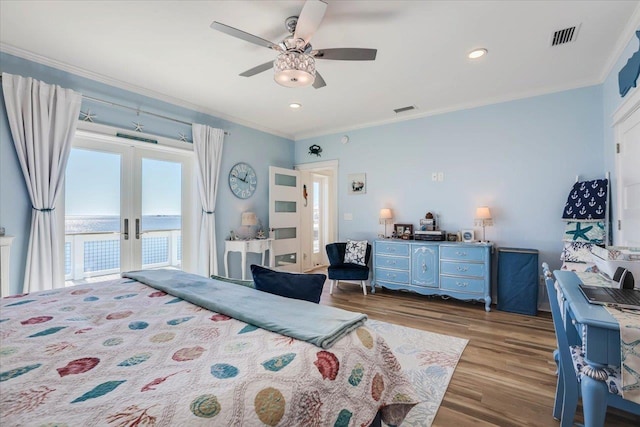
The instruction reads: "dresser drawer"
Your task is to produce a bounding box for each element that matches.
[440,276,485,294]
[375,242,410,256]
[375,255,410,271]
[440,261,486,277]
[375,268,410,284]
[440,245,485,262]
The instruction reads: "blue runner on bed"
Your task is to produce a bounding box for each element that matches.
[122,269,367,349]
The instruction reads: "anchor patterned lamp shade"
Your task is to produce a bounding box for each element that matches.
[562,179,608,220]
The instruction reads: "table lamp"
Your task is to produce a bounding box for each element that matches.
[474,206,493,242]
[379,208,393,238]
[241,212,258,238]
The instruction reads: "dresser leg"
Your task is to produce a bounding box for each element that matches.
[484,296,492,312]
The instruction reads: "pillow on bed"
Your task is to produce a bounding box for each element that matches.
[250,264,326,303]
[210,274,254,288]
[344,239,368,266]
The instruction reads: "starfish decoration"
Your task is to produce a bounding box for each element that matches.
[132,122,144,132]
[566,222,593,241]
[79,109,96,122]
[178,132,188,142]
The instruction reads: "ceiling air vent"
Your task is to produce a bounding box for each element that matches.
[551,25,580,46]
[394,105,416,114]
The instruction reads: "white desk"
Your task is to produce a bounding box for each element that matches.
[224,238,274,280]
[1,235,15,298]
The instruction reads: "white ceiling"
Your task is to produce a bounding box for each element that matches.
[1,1,638,140]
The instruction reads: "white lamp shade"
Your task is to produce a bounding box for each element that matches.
[475,206,492,220]
[380,208,393,220]
[241,212,258,226]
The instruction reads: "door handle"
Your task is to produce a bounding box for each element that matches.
[135,218,141,239]
[123,218,129,240]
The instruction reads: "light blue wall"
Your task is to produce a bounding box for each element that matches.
[602,27,640,244]
[0,52,294,295]
[295,86,604,278]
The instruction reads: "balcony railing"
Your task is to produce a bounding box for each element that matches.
[65,230,181,281]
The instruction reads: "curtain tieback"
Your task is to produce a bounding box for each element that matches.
[32,207,55,212]
[202,209,214,214]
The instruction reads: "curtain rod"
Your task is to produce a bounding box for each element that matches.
[0,75,230,135]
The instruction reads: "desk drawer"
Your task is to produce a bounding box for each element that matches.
[376,242,410,256]
[440,246,485,262]
[375,255,410,270]
[375,268,409,284]
[440,261,486,277]
[440,276,485,294]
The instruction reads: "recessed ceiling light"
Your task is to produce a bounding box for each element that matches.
[468,48,487,59]
[289,103,302,109]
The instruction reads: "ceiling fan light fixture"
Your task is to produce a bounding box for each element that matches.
[274,52,316,87]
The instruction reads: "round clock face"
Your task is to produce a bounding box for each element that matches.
[229,162,257,199]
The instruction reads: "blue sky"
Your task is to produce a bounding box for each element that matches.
[65,148,181,216]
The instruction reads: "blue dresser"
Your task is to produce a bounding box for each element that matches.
[372,239,492,311]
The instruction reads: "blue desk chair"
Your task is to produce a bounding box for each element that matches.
[326,242,371,295]
[542,263,640,426]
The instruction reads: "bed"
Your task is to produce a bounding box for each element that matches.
[0,271,418,426]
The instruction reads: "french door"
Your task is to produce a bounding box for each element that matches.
[64,133,193,282]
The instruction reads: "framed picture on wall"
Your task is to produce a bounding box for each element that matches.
[348,173,366,194]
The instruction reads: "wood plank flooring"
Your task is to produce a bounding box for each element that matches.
[319,277,639,426]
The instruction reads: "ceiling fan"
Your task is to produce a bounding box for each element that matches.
[210,0,377,89]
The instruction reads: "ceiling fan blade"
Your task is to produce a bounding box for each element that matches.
[293,0,327,44]
[313,48,377,61]
[210,21,280,50]
[239,61,274,77]
[313,72,326,89]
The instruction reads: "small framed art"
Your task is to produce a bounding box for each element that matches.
[461,229,475,242]
[348,173,366,194]
[394,223,413,239]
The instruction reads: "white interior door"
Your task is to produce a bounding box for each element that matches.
[269,166,301,272]
[617,104,640,246]
[65,133,192,282]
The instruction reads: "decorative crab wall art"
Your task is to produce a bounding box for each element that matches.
[308,144,322,156]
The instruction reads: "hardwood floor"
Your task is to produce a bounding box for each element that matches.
[319,277,638,427]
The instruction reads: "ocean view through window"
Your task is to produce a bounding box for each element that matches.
[65,141,186,284]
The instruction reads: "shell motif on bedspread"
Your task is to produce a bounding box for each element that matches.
[0,276,419,426]
[20,316,53,325]
[57,357,100,376]
[314,350,339,380]
[172,346,206,362]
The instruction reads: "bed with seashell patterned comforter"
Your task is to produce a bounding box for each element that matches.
[0,276,417,426]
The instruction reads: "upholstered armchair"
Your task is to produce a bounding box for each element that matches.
[325,242,372,295]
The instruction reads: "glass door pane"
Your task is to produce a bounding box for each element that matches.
[141,158,182,270]
[65,147,122,281]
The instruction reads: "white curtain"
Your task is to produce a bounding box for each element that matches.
[192,124,225,277]
[2,73,82,293]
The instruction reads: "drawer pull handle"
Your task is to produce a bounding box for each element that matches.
[422,262,427,273]
[456,251,467,257]
[456,266,469,272]
[387,260,396,265]
[386,273,396,279]
[456,281,468,288]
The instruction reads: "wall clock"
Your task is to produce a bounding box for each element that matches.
[229,162,257,199]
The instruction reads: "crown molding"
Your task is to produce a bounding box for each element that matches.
[599,2,640,83]
[0,44,293,141]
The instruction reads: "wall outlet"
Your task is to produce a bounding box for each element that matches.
[431,172,438,181]
[437,172,444,182]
